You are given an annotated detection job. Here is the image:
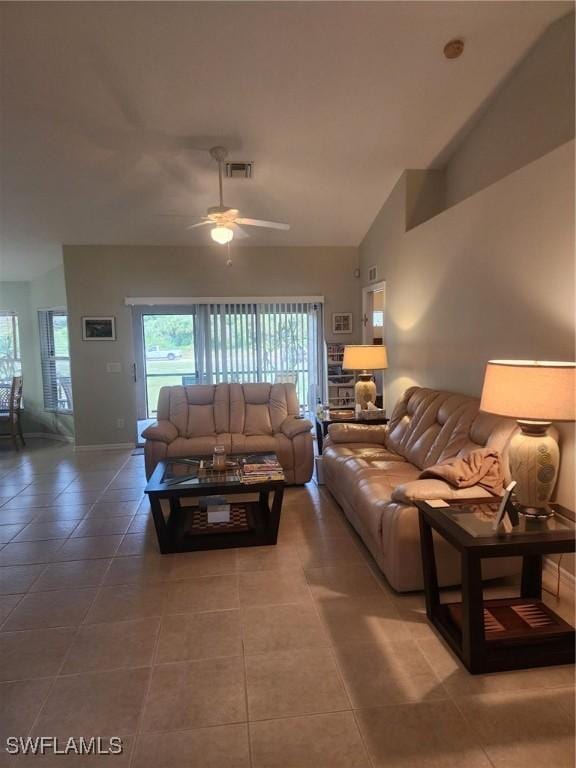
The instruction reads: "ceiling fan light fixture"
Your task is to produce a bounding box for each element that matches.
[211,225,234,245]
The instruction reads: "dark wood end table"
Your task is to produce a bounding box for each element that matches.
[416,499,575,674]
[315,410,389,454]
[145,454,285,554]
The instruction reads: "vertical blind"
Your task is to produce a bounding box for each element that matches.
[198,302,322,411]
[38,309,73,412]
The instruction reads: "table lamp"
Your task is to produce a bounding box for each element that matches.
[342,345,388,409]
[480,360,576,518]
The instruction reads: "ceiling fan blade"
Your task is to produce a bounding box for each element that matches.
[186,220,212,230]
[232,224,250,239]
[236,217,290,231]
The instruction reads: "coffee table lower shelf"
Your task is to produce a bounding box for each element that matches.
[432,597,575,673]
[148,488,284,554]
[165,500,277,552]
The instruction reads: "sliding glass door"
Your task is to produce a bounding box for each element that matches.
[133,307,197,420]
[133,301,323,422]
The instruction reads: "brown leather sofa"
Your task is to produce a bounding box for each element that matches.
[142,382,313,484]
[323,386,520,592]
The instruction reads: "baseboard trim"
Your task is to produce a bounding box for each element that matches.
[74,443,136,452]
[543,556,575,591]
[24,432,75,444]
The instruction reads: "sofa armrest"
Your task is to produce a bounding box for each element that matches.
[141,420,178,444]
[281,416,313,439]
[327,423,388,445]
[391,478,495,504]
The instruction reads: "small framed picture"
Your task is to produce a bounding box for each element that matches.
[332,313,353,334]
[493,480,518,531]
[338,386,355,404]
[82,316,116,341]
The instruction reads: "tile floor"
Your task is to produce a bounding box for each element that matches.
[0,439,574,767]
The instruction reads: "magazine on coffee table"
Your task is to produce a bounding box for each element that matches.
[239,454,285,484]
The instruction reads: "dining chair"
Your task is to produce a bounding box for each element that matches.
[0,376,25,450]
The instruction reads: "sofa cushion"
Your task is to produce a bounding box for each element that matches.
[347,464,421,547]
[168,386,189,436]
[187,404,216,437]
[268,383,293,431]
[244,403,273,436]
[184,384,216,405]
[141,420,178,443]
[327,423,388,444]
[167,434,232,457]
[323,442,405,462]
[386,387,480,469]
[231,434,278,454]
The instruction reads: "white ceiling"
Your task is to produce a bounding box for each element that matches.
[0,1,569,280]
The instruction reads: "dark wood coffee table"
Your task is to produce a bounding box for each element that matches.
[145,454,285,554]
[416,498,575,674]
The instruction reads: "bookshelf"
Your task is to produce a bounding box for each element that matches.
[326,343,355,408]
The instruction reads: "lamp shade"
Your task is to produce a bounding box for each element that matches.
[480,360,576,422]
[342,345,388,371]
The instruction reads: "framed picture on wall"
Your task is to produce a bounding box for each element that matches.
[332,312,353,334]
[82,316,116,341]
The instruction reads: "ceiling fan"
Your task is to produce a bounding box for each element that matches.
[186,146,290,244]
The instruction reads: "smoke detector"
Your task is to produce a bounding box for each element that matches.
[225,161,253,179]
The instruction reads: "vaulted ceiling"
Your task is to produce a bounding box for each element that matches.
[0,1,569,279]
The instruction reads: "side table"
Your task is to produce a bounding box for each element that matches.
[416,499,575,674]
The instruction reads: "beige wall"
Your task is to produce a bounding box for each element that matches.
[63,245,360,446]
[444,12,574,207]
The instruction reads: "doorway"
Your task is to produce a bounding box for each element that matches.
[132,307,198,440]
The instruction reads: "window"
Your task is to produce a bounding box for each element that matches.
[136,301,323,418]
[38,309,72,411]
[372,310,384,327]
[0,312,21,384]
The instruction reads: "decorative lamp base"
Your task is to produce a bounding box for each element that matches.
[517,504,554,519]
[509,421,559,519]
[354,374,376,410]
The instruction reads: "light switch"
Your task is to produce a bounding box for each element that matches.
[106,362,122,373]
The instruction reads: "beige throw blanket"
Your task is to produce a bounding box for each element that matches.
[419,448,504,494]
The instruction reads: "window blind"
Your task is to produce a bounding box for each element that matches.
[198,301,323,413]
[38,310,73,412]
[0,311,21,384]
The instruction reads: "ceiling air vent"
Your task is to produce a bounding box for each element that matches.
[225,161,253,179]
